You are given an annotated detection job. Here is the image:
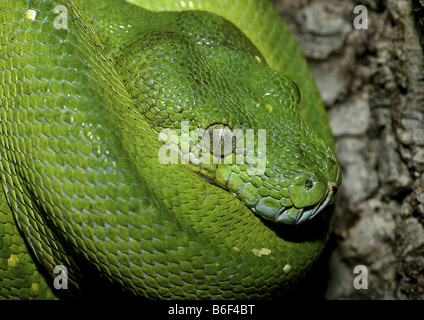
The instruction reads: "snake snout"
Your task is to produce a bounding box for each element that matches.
[265,180,339,224]
[241,149,342,225]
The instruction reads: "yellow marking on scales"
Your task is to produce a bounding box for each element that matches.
[251,248,272,257]
[25,9,37,20]
[265,104,273,112]
[8,254,19,268]
[29,283,40,296]
[261,248,271,255]
[283,264,292,273]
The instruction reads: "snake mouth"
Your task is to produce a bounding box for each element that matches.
[273,181,338,224]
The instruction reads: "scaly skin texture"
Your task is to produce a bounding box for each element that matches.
[0,0,341,299]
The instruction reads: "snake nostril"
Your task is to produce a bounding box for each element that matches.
[305,180,313,191]
[332,185,338,195]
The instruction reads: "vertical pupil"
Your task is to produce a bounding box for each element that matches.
[205,124,236,157]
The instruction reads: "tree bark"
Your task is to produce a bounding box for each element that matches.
[272,0,424,299]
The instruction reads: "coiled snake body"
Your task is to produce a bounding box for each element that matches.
[0,0,341,299]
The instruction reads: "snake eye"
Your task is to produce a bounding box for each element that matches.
[204,123,236,158]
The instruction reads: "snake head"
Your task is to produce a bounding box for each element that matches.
[190,72,343,225]
[191,75,342,224]
[192,111,342,224]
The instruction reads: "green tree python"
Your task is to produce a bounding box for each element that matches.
[0,0,341,299]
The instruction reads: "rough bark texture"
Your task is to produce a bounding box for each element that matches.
[272,0,424,299]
